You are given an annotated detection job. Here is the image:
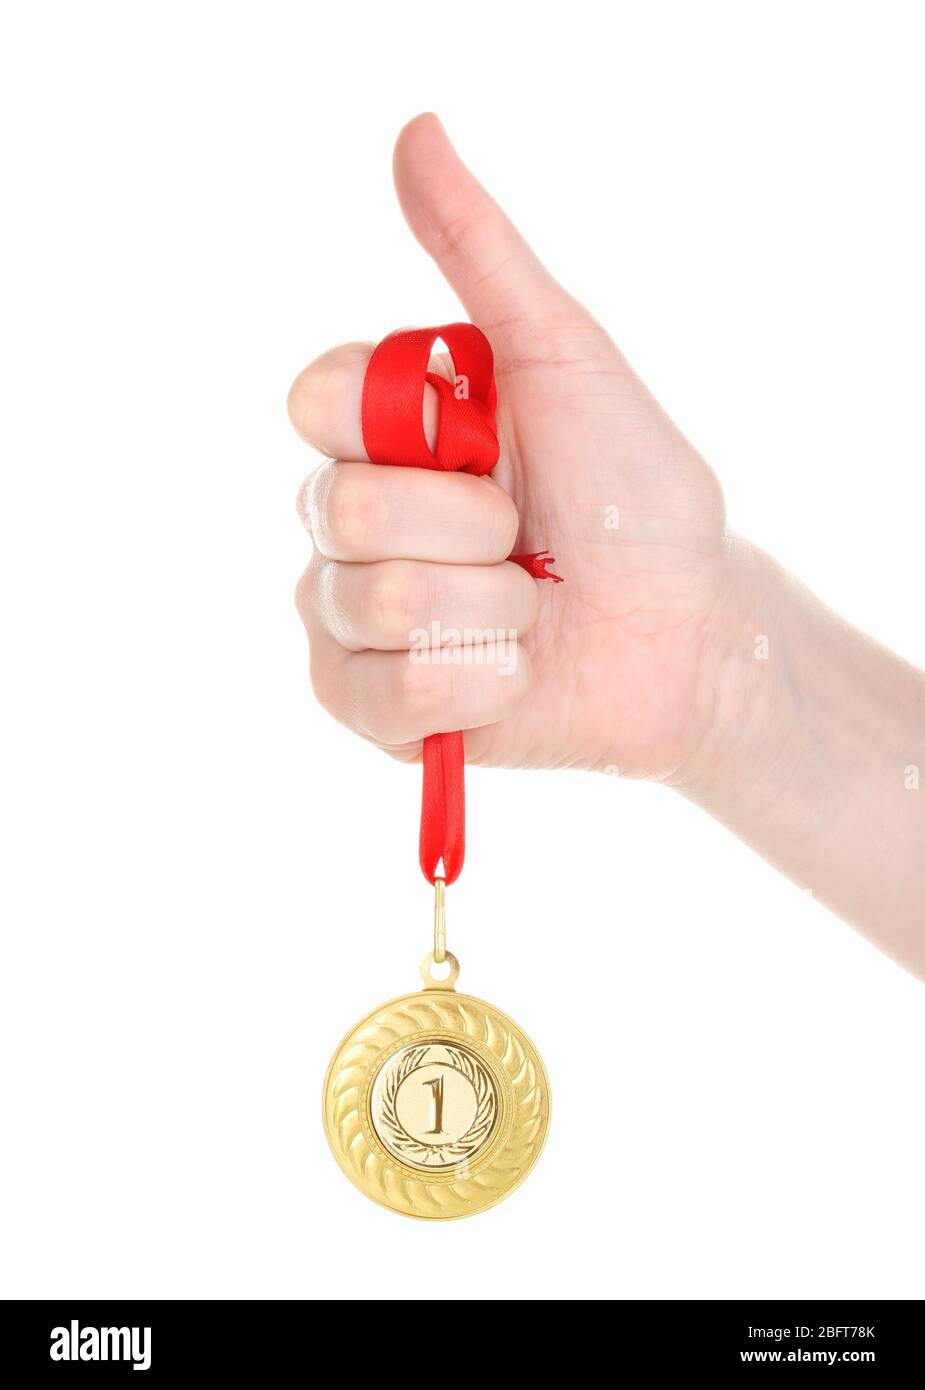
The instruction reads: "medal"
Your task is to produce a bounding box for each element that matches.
[321,325,560,1219]
[322,889,550,1220]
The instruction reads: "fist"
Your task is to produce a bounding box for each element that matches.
[289,115,734,782]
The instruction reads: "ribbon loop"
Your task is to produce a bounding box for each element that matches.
[362,324,498,475]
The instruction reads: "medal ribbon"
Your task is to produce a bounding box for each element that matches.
[361,324,561,887]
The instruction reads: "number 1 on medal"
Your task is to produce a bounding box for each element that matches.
[425,1075,445,1134]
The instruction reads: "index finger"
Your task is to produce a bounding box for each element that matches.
[287,341,447,461]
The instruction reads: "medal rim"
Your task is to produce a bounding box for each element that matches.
[322,986,551,1221]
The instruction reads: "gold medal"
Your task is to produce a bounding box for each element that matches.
[322,882,550,1219]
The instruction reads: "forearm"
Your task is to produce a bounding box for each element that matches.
[682,539,925,977]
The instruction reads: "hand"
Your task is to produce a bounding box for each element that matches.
[288,114,925,975]
[288,113,736,780]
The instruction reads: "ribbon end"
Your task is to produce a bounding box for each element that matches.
[510,550,564,582]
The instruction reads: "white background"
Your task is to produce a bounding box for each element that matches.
[1,1,923,1300]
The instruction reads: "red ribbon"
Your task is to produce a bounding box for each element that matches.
[361,324,560,886]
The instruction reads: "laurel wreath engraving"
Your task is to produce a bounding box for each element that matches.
[322,991,549,1220]
[376,1044,496,1166]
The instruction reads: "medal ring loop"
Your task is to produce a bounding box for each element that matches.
[419,950,459,991]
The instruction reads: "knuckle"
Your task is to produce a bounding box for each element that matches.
[286,365,314,439]
[296,460,330,538]
[396,655,445,726]
[287,360,334,447]
[293,564,315,620]
[323,470,387,557]
[365,562,425,646]
[286,341,371,446]
[307,651,337,716]
[485,483,519,558]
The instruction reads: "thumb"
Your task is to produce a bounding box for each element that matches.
[393,113,577,331]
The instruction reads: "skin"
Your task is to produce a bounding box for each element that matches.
[289,113,925,980]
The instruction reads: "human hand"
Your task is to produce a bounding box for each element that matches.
[289,113,925,975]
[289,113,740,782]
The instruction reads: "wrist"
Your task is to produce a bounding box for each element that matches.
[674,536,925,959]
[672,536,815,813]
